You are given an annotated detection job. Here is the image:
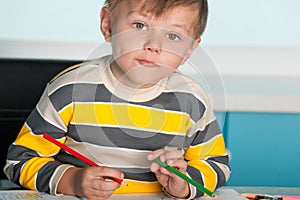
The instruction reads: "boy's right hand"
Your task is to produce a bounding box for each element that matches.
[57,166,124,200]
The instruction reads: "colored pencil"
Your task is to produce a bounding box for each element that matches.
[43,134,127,186]
[279,195,300,200]
[154,158,214,197]
[242,193,300,200]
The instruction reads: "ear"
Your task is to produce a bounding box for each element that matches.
[100,7,112,42]
[180,37,201,65]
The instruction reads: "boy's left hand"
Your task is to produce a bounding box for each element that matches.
[147,149,190,198]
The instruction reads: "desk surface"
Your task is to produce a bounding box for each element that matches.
[224,186,300,196]
[0,179,299,199]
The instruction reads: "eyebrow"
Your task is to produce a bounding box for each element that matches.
[169,23,190,35]
[126,10,149,18]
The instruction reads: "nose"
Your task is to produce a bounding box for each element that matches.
[144,32,162,53]
[144,44,161,53]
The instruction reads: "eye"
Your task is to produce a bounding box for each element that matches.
[133,22,147,31]
[167,33,181,41]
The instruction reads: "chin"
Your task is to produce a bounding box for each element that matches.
[129,78,157,88]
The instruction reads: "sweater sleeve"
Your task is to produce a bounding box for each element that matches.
[184,107,231,199]
[3,84,74,194]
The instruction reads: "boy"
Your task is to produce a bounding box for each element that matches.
[4,0,230,199]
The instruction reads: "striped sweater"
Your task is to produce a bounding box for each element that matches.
[4,55,230,199]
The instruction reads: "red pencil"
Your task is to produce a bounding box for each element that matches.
[43,134,127,186]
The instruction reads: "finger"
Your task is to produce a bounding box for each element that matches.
[147,149,166,161]
[149,161,173,178]
[162,149,184,162]
[86,189,114,200]
[91,178,121,191]
[91,166,124,181]
[155,172,169,187]
[150,161,173,177]
[166,156,186,166]
[149,161,165,173]
[147,149,184,162]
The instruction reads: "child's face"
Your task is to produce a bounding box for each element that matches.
[101,2,201,88]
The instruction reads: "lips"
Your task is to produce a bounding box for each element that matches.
[137,59,157,67]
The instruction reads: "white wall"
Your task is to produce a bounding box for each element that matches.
[1,0,300,75]
[1,0,300,46]
[1,0,300,112]
[204,0,300,47]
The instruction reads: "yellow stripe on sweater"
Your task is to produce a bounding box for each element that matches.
[114,180,162,194]
[58,103,74,126]
[70,103,193,134]
[185,135,227,160]
[188,160,217,196]
[20,157,55,190]
[14,124,66,156]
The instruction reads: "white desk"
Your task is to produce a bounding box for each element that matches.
[1,179,300,199]
[0,179,245,199]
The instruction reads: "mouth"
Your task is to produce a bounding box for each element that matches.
[137,59,157,67]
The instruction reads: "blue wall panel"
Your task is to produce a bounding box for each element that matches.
[225,112,300,187]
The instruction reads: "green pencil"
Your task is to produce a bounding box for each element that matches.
[154,158,214,197]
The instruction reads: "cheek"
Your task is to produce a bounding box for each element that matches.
[160,52,185,69]
[162,35,195,58]
[111,31,146,58]
[113,53,135,74]
[163,45,188,58]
